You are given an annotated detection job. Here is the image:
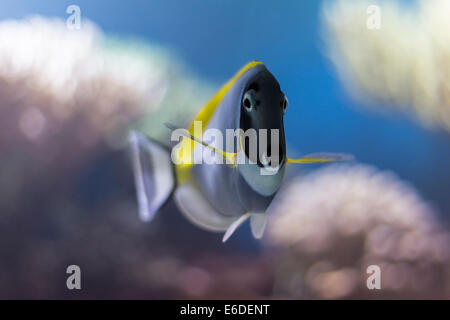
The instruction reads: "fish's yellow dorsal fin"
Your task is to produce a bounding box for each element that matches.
[187,61,263,135]
[287,153,354,164]
[176,61,263,168]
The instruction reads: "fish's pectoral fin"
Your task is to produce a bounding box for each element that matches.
[165,122,237,167]
[287,152,354,164]
[250,213,267,239]
[222,213,251,242]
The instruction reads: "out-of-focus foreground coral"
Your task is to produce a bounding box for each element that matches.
[266,165,450,299]
[321,0,450,131]
[0,17,268,299]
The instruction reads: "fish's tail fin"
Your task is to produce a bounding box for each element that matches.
[128,131,175,222]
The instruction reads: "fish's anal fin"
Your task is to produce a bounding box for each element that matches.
[287,152,354,164]
[250,213,267,239]
[174,183,236,232]
[222,213,251,242]
[165,122,237,167]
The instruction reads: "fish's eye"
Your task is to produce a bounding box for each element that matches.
[281,95,288,114]
[243,91,255,112]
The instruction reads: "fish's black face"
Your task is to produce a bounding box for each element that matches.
[240,70,287,169]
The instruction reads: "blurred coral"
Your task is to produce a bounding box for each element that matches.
[321,0,450,131]
[265,165,450,299]
[0,17,233,299]
[0,16,212,211]
[0,17,163,138]
[0,16,212,148]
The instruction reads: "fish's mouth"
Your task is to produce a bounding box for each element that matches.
[243,141,285,169]
[260,150,285,168]
[244,149,285,172]
[238,150,286,194]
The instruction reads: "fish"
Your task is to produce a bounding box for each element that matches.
[129,61,353,242]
